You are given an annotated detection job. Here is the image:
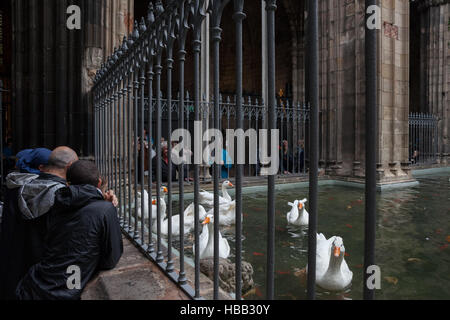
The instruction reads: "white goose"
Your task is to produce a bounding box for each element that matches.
[199,181,234,207]
[151,198,201,237]
[183,202,208,232]
[137,186,168,220]
[286,198,309,226]
[206,201,237,226]
[307,234,353,291]
[195,214,230,260]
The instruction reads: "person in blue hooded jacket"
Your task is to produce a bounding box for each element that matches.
[16,160,123,300]
[0,147,79,300]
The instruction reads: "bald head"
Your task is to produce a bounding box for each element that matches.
[42,147,79,179]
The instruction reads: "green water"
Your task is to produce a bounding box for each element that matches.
[175,174,450,300]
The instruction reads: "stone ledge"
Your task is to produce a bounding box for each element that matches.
[82,235,190,300]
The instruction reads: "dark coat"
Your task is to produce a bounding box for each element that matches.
[0,172,66,300]
[152,157,182,182]
[15,184,123,300]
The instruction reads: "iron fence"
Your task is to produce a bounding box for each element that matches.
[132,94,309,179]
[409,113,439,166]
[0,80,3,189]
[92,0,378,300]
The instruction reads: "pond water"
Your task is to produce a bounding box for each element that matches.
[172,174,450,300]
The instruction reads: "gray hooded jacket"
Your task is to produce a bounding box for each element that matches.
[6,172,66,220]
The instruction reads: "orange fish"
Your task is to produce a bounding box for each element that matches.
[253,252,264,257]
[255,286,263,298]
[276,271,291,275]
[436,229,442,234]
[439,244,448,251]
[346,224,353,229]
[446,236,450,243]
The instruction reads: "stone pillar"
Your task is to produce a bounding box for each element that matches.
[419,1,450,164]
[376,0,414,185]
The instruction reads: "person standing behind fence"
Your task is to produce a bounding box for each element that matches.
[280,140,294,174]
[295,139,305,173]
[0,147,79,300]
[15,160,123,300]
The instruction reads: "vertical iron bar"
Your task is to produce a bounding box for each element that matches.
[177,4,188,282]
[211,0,229,298]
[156,52,164,263]
[140,68,146,244]
[123,74,129,230]
[0,80,3,188]
[109,88,113,193]
[134,71,140,239]
[166,39,175,273]
[193,36,201,299]
[192,2,206,297]
[147,62,155,254]
[234,0,245,300]
[118,79,123,224]
[114,83,118,195]
[128,71,133,232]
[307,0,319,300]
[265,0,277,300]
[364,0,378,301]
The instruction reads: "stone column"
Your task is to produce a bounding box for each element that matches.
[376,0,414,185]
[419,1,450,164]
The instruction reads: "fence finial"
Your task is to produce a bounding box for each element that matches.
[132,20,140,40]
[121,36,129,52]
[155,0,165,16]
[147,2,155,25]
[140,17,147,33]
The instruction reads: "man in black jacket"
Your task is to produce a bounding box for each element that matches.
[15,160,123,300]
[0,147,78,300]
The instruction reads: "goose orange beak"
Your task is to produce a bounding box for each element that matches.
[152,199,157,205]
[202,216,211,225]
[334,247,341,257]
[163,187,168,193]
[228,182,234,187]
[298,203,303,210]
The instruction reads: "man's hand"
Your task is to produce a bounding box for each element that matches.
[104,190,119,207]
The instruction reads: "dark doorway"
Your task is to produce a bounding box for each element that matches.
[409,1,423,114]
